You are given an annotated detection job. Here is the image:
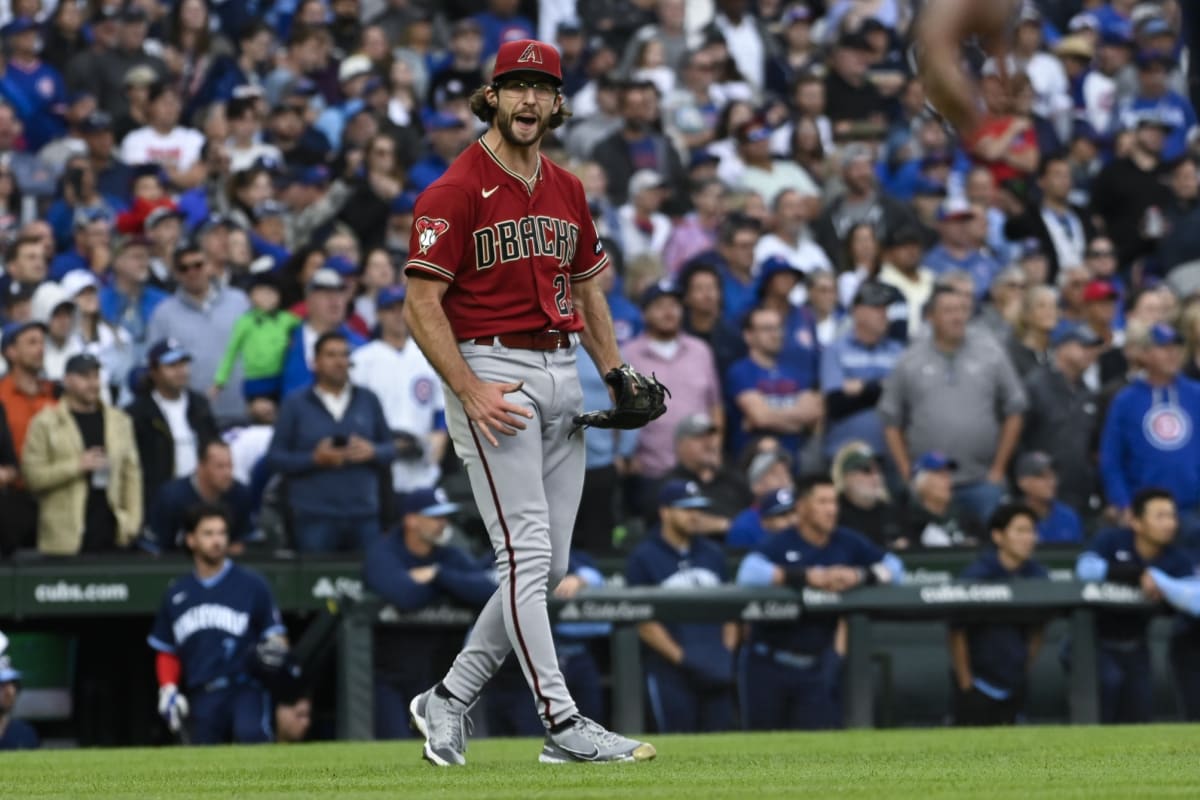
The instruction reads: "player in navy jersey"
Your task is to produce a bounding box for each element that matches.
[148,503,287,744]
[626,480,737,733]
[737,474,904,730]
[362,488,497,739]
[949,503,1049,726]
[1073,488,1194,723]
[0,631,39,751]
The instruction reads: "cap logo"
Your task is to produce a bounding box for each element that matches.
[517,43,543,64]
[414,216,450,254]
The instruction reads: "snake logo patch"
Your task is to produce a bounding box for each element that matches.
[415,216,450,254]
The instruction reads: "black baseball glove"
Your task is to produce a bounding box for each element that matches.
[572,364,669,434]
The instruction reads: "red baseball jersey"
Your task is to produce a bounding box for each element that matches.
[404,138,609,339]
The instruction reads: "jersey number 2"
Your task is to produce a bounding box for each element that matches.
[553,273,572,315]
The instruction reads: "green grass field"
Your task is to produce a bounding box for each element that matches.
[7,726,1200,799]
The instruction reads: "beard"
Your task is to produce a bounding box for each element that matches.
[497,105,551,148]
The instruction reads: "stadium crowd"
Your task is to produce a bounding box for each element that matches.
[1,0,1200,747]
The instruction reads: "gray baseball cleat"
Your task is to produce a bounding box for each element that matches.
[409,688,472,766]
[539,715,657,764]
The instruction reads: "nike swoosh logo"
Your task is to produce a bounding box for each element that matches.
[558,742,601,760]
[482,186,499,198]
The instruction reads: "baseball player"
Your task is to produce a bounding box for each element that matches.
[402,38,665,765]
[737,474,905,730]
[147,502,288,744]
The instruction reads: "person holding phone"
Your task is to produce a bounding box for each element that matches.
[267,331,395,553]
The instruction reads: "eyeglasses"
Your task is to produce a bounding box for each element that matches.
[371,145,394,156]
[176,259,205,273]
[496,79,557,100]
[1087,249,1115,258]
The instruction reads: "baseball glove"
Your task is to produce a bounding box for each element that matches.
[572,364,669,434]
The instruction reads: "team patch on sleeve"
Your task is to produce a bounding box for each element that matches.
[415,216,451,254]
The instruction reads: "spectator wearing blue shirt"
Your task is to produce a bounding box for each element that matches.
[1116,50,1198,162]
[50,208,111,281]
[2,18,68,151]
[99,238,169,364]
[0,636,39,750]
[362,489,496,739]
[1100,324,1200,554]
[267,331,395,552]
[922,198,1002,301]
[687,214,762,328]
[1073,488,1196,723]
[725,306,823,462]
[280,268,367,397]
[756,257,820,376]
[472,0,535,60]
[949,503,1049,726]
[407,111,469,193]
[627,480,737,733]
[737,474,904,730]
[821,282,904,459]
[1013,452,1084,544]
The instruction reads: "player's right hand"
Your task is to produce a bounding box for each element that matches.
[158,683,189,733]
[462,379,533,448]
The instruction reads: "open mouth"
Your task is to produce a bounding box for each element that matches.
[514,113,538,130]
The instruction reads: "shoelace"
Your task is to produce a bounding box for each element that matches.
[575,715,625,748]
[430,699,474,751]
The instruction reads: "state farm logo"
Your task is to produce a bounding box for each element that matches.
[311,576,363,602]
[558,601,653,621]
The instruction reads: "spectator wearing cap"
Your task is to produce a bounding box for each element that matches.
[901,452,979,548]
[313,54,377,152]
[407,111,470,194]
[22,352,141,555]
[754,188,831,278]
[66,7,166,121]
[725,305,823,466]
[727,485,797,551]
[144,438,254,554]
[1021,323,1104,516]
[0,320,54,551]
[616,170,672,264]
[592,80,686,207]
[735,118,819,207]
[65,270,131,402]
[99,235,167,364]
[661,412,751,531]
[268,331,395,552]
[756,256,821,367]
[626,479,737,733]
[737,473,904,730]
[119,82,206,189]
[880,287,1027,527]
[1004,154,1095,283]
[1100,323,1200,536]
[821,281,905,459]
[1116,49,1197,163]
[350,285,448,498]
[949,502,1050,727]
[108,64,158,144]
[0,636,38,749]
[48,206,112,282]
[426,18,486,109]
[363,486,495,739]
[125,338,220,514]
[79,110,132,202]
[922,197,1002,301]
[279,166,352,252]
[29,281,85,383]
[824,30,885,129]
[624,281,723,483]
[1,17,69,151]
[147,245,251,423]
[212,271,301,404]
[280,266,367,398]
[833,442,902,549]
[1091,108,1175,269]
[813,145,916,266]
[1006,285,1060,378]
[1013,452,1085,544]
[877,224,934,340]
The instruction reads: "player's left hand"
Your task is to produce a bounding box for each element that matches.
[571,365,669,433]
[553,574,586,599]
